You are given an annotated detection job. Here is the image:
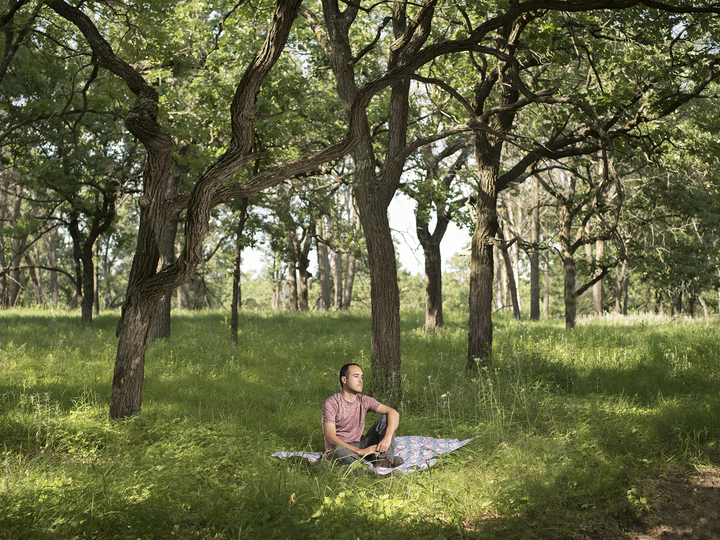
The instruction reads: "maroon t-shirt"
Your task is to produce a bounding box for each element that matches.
[322,393,381,451]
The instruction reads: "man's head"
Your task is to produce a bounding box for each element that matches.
[339,363,362,393]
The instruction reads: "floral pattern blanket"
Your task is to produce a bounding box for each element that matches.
[273,435,475,475]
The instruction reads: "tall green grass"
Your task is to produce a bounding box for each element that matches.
[1,308,718,539]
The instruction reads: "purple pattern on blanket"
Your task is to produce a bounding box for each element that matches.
[272,435,474,475]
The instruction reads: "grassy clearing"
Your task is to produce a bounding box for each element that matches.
[1,308,719,539]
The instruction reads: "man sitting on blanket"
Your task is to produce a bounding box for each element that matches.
[322,363,404,468]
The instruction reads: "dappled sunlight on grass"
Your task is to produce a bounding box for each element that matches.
[1,308,719,538]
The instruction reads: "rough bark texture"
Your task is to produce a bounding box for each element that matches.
[467,22,519,370]
[467,139,499,369]
[153,171,182,340]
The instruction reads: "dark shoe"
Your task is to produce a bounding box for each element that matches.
[374,456,404,468]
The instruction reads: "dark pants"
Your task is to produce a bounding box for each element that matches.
[326,415,396,465]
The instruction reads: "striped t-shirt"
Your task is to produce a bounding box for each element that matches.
[322,393,381,450]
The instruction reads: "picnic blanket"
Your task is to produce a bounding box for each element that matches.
[273,435,475,475]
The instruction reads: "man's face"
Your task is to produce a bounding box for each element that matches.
[343,366,363,394]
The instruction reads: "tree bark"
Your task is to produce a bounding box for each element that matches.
[316,217,331,311]
[593,239,605,313]
[543,253,550,318]
[153,170,182,340]
[529,176,540,320]
[297,223,313,311]
[231,198,249,346]
[342,251,356,309]
[46,227,59,308]
[24,253,43,304]
[286,231,299,311]
[50,0,310,417]
[498,226,520,320]
[615,259,628,315]
[333,250,343,310]
[560,208,577,329]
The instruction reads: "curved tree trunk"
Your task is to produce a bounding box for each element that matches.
[46,0,310,418]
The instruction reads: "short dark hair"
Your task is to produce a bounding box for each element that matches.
[339,363,360,388]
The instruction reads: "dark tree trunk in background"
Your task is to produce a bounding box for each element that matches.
[231,198,249,346]
[417,209,449,332]
[342,252,356,309]
[24,253,44,304]
[287,231,299,311]
[529,177,540,320]
[593,239,605,313]
[560,208,577,329]
[498,227,520,320]
[316,218,332,311]
[46,227,59,308]
[333,250,343,309]
[153,170,183,340]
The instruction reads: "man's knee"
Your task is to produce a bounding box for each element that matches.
[326,445,361,464]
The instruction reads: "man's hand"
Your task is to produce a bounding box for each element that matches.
[357,445,379,456]
[375,437,392,454]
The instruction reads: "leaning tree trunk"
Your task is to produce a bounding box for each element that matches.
[47,0,309,418]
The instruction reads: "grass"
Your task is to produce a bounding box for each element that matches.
[1,308,719,539]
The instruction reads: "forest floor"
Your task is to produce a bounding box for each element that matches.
[577,466,720,540]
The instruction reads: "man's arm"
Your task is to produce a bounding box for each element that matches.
[323,422,379,456]
[375,404,399,454]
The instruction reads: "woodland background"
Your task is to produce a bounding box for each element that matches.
[2,0,720,419]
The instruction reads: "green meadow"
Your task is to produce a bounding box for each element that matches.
[1,309,718,539]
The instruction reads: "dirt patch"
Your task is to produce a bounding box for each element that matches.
[628,467,720,540]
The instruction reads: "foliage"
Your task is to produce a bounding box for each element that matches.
[1,309,719,538]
